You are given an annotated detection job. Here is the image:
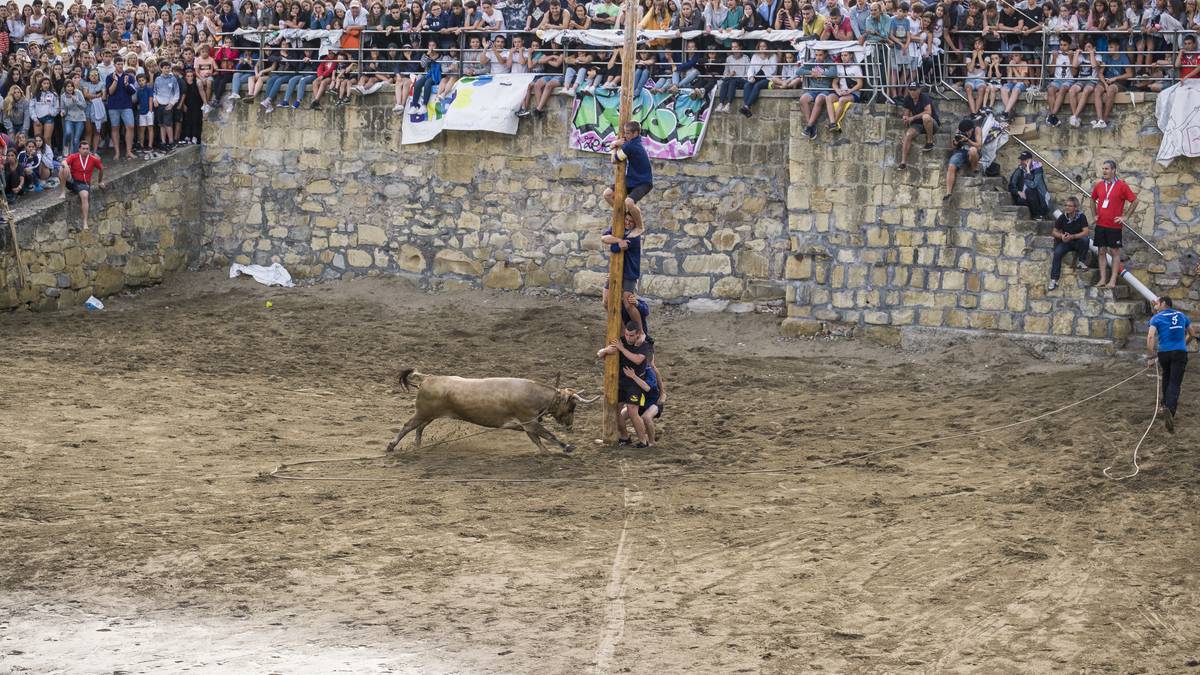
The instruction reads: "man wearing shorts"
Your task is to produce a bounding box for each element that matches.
[1145,297,1198,432]
[896,82,939,170]
[1089,159,1136,288]
[603,121,652,231]
[105,60,138,161]
[596,321,655,448]
[58,141,105,231]
[153,60,180,150]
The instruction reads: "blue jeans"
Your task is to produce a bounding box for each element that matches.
[231,71,253,95]
[414,75,436,105]
[264,73,290,102]
[718,76,746,104]
[671,69,699,88]
[63,120,85,154]
[633,68,651,91]
[743,78,770,108]
[282,74,314,104]
[564,67,589,90]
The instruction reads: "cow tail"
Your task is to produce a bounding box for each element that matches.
[398,368,423,392]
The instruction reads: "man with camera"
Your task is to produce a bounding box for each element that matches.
[944,118,979,199]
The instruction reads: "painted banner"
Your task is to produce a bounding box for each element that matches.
[568,87,715,160]
[1155,80,1200,167]
[401,73,538,145]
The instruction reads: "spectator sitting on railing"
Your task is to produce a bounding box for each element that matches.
[1007,149,1048,217]
[896,81,938,169]
[1094,39,1132,128]
[740,40,777,117]
[997,51,1031,120]
[309,51,339,110]
[1044,34,1073,126]
[943,118,979,198]
[798,48,835,138]
[715,40,750,113]
[1046,196,1090,291]
[1066,41,1100,128]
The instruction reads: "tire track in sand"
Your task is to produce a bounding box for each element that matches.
[592,460,642,674]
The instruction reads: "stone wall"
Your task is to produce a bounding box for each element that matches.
[0,147,204,311]
[783,98,1198,346]
[200,95,792,310]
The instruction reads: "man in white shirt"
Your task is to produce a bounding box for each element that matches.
[482,34,511,74]
[476,0,506,30]
[345,0,369,26]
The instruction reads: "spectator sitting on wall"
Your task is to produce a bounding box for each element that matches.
[741,40,778,117]
[17,139,42,192]
[896,81,938,170]
[58,140,104,231]
[3,149,24,203]
[715,40,750,113]
[771,50,804,90]
[604,121,652,232]
[1066,42,1100,129]
[1008,150,1048,217]
[943,118,978,199]
[1090,159,1137,289]
[522,40,564,118]
[798,48,835,139]
[826,49,864,131]
[1044,36,1072,127]
[1094,39,1132,129]
[1046,196,1090,292]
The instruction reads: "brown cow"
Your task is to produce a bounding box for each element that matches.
[386,369,599,454]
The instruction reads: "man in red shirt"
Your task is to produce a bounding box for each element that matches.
[1089,159,1137,289]
[1176,34,1199,81]
[58,140,105,231]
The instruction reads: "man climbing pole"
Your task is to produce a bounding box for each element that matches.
[603,121,653,232]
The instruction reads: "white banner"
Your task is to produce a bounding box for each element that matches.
[1155,80,1200,167]
[401,73,538,145]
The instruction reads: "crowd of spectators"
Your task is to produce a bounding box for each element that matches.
[0,0,1196,211]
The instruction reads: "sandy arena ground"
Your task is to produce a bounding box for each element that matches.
[1,272,1198,674]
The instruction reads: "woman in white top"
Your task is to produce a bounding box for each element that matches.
[715,40,751,113]
[30,78,61,152]
[740,40,777,117]
[826,50,864,130]
[7,14,26,43]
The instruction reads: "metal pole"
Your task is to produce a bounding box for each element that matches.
[601,10,639,443]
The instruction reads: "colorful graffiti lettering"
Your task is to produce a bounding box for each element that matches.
[568,87,714,160]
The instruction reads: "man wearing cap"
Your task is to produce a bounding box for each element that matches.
[896,82,938,170]
[1145,296,1199,433]
[345,0,368,26]
[1008,150,1047,219]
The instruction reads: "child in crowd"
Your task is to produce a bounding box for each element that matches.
[135,72,155,158]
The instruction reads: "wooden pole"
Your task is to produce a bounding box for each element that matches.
[602,4,640,443]
[3,194,28,289]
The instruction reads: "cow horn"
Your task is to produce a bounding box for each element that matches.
[555,371,562,388]
[572,392,601,404]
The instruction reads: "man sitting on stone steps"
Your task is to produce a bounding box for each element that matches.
[896,82,939,171]
[1047,196,1090,292]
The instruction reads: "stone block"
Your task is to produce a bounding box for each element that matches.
[785,255,812,280]
[396,244,426,273]
[735,251,769,278]
[781,318,824,337]
[681,254,732,275]
[484,263,522,289]
[640,274,711,300]
[306,179,336,194]
[712,276,745,299]
[357,224,388,247]
[572,270,608,296]
[347,249,374,268]
[711,229,740,251]
[433,249,483,276]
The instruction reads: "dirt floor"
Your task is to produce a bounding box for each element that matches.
[1,271,1197,674]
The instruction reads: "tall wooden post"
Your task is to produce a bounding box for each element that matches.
[602,6,640,443]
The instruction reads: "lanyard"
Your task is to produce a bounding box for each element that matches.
[1100,179,1116,203]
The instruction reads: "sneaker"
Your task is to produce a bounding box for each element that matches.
[310,100,322,110]
[1047,279,1058,291]
[201,103,211,115]
[392,103,404,112]
[922,142,935,151]
[292,100,301,109]
[261,99,274,113]
[31,184,43,193]
[617,437,631,446]
[1095,119,1108,129]
[1164,408,1175,433]
[634,442,649,449]
[803,125,815,139]
[228,92,241,100]
[897,162,907,170]
[1090,119,1102,128]
[1076,261,1089,271]
[740,105,752,117]
[1047,114,1060,127]
[1069,115,1080,127]
[517,107,531,117]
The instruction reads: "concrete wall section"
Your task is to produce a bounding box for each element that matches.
[0,147,205,311]
[200,96,792,309]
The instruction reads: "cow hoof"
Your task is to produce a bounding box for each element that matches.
[385,443,397,453]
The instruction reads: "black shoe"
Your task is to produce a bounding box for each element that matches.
[922,142,935,152]
[1165,408,1175,434]
[897,162,907,170]
[617,437,631,446]
[634,442,649,449]
[310,100,322,110]
[517,107,531,117]
[1047,114,1060,127]
[803,125,815,139]
[740,105,752,117]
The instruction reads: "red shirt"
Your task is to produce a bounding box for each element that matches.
[1090,178,1135,230]
[65,152,103,183]
[1182,53,1200,80]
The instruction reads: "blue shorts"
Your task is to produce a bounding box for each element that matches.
[37,114,55,124]
[948,148,972,169]
[965,78,986,90]
[537,74,564,84]
[107,108,135,127]
[1049,79,1072,89]
[1073,78,1097,88]
[1003,82,1027,92]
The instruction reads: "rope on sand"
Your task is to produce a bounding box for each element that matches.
[268,368,1159,484]
[1103,363,1160,481]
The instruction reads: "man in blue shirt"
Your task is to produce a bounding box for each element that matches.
[603,121,652,232]
[1146,296,1198,432]
[105,60,138,160]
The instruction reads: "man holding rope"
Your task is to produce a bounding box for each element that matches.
[1146,297,1198,433]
